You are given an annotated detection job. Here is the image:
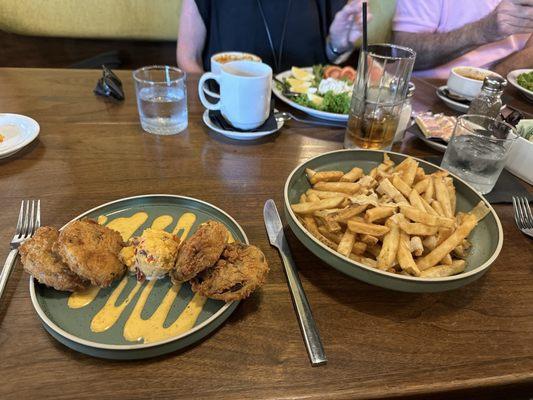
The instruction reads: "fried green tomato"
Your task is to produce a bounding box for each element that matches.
[191,243,269,302]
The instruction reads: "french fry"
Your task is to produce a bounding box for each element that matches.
[347,220,390,236]
[423,235,438,251]
[358,175,378,189]
[434,177,453,218]
[470,201,490,222]
[307,193,321,202]
[397,231,421,276]
[445,177,456,215]
[410,236,424,256]
[340,167,364,182]
[416,214,477,270]
[399,205,455,228]
[377,220,400,270]
[369,168,378,179]
[414,167,426,183]
[414,178,430,194]
[306,189,349,199]
[352,241,367,256]
[349,253,378,268]
[409,189,426,212]
[314,181,361,194]
[299,193,307,203]
[308,169,344,185]
[360,234,379,246]
[330,204,368,222]
[423,177,435,202]
[383,153,395,167]
[402,159,418,186]
[431,200,446,217]
[365,244,382,258]
[399,219,439,236]
[392,175,412,198]
[337,229,356,257]
[291,197,345,214]
[419,260,466,278]
[305,168,316,182]
[419,196,438,215]
[365,206,396,223]
[318,226,342,245]
[377,178,408,204]
[441,253,453,265]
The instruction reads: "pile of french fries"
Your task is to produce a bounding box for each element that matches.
[291,154,490,278]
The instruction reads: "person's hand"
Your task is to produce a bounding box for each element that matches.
[329,0,372,53]
[484,0,533,42]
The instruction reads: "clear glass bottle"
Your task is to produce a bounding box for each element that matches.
[467,76,506,119]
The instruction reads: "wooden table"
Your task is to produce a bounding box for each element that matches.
[0,68,532,400]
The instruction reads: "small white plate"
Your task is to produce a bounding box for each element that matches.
[507,69,533,102]
[202,109,283,140]
[273,68,349,122]
[0,114,40,159]
[436,86,470,113]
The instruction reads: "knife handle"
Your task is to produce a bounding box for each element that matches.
[279,236,327,366]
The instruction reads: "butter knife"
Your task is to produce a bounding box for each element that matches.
[263,199,327,366]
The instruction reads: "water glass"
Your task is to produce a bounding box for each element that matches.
[133,66,187,135]
[345,44,416,150]
[441,114,517,194]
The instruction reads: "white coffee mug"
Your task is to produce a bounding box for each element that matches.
[198,60,272,130]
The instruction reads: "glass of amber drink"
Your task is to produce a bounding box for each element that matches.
[345,44,416,150]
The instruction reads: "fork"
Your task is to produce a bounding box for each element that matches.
[512,196,533,239]
[0,200,41,302]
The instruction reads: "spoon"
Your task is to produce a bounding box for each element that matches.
[275,111,347,128]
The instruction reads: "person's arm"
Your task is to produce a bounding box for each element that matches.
[176,0,206,73]
[493,34,533,76]
[393,0,533,70]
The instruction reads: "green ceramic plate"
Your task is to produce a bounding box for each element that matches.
[29,195,248,359]
[284,150,503,293]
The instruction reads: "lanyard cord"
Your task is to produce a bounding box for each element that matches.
[256,0,292,72]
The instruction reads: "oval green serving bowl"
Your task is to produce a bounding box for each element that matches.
[284,150,503,293]
[30,194,247,359]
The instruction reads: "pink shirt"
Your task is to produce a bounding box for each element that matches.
[393,0,530,79]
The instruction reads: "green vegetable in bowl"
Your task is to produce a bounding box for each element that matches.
[517,71,533,92]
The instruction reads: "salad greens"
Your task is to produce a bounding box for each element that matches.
[276,64,352,115]
[517,71,533,92]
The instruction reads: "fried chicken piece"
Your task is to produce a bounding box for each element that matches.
[191,243,269,302]
[54,219,125,287]
[19,226,88,292]
[170,220,229,284]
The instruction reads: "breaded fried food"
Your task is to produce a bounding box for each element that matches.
[122,229,180,281]
[19,227,88,292]
[191,243,269,302]
[55,219,125,287]
[171,220,229,284]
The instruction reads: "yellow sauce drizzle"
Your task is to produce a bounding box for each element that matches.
[172,212,197,240]
[106,211,149,241]
[67,286,101,309]
[151,215,173,230]
[66,211,213,344]
[90,277,142,333]
[123,280,207,344]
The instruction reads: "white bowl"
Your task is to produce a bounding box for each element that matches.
[507,69,533,102]
[506,136,533,185]
[447,66,502,100]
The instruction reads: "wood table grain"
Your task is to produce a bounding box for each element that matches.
[0,68,532,400]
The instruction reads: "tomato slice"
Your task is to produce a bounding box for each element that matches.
[340,66,357,83]
[323,65,342,79]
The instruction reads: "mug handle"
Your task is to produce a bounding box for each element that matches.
[198,72,221,110]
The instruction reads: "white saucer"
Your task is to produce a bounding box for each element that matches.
[436,86,469,113]
[202,109,283,140]
[0,114,40,159]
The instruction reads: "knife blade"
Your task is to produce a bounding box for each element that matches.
[263,199,327,366]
